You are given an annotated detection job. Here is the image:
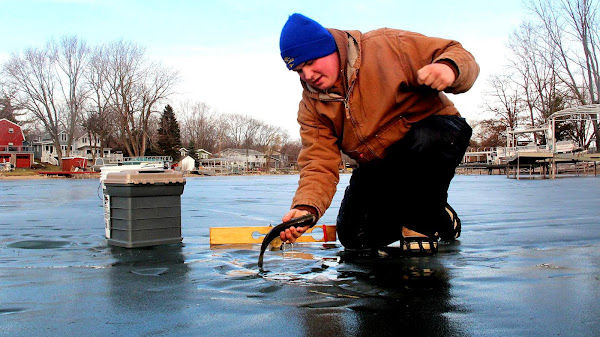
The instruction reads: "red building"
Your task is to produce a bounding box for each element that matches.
[0,119,34,168]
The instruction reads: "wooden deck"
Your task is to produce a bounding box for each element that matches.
[459,151,599,179]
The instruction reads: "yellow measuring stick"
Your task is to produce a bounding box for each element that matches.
[209,224,336,245]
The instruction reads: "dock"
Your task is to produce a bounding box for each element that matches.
[37,171,100,177]
[460,151,599,179]
[460,104,600,179]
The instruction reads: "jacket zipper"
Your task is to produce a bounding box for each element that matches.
[344,76,356,120]
[343,100,350,119]
[342,76,373,158]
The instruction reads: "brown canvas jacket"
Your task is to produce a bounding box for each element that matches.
[291,28,479,218]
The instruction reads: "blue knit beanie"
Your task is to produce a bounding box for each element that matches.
[279,13,337,70]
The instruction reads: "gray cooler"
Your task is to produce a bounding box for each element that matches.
[104,169,186,248]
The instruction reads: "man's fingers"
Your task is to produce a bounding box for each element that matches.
[417,63,455,91]
[278,225,309,243]
[282,228,298,243]
[431,79,445,91]
[282,209,309,223]
[417,69,430,85]
[418,68,440,87]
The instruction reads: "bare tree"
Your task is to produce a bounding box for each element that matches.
[208,113,290,169]
[211,113,231,154]
[255,123,288,169]
[0,83,28,123]
[3,44,64,163]
[100,40,178,157]
[255,123,286,152]
[219,113,262,160]
[53,36,90,157]
[506,21,572,144]
[137,63,179,155]
[85,44,115,158]
[527,0,600,149]
[484,73,523,130]
[471,118,509,148]
[81,113,103,163]
[509,22,566,125]
[236,114,262,170]
[178,100,219,152]
[2,36,90,163]
[279,138,302,169]
[222,113,251,148]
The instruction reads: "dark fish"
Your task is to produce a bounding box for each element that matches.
[257,214,317,270]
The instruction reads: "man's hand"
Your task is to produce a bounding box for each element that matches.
[280,209,310,243]
[417,63,456,91]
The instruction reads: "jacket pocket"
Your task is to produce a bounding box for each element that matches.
[373,115,411,156]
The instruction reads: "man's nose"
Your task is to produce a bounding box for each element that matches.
[302,67,315,81]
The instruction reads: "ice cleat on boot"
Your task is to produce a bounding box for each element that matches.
[401,227,439,255]
[439,203,461,241]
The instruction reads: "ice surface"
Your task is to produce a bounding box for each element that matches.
[0,175,599,336]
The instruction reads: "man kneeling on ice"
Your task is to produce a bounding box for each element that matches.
[278,13,479,255]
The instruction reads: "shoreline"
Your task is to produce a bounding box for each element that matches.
[0,174,100,180]
[0,171,300,180]
[2,170,597,181]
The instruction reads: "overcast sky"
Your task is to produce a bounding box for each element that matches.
[0,0,527,137]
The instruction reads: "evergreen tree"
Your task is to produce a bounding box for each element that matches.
[157,105,182,161]
[187,140,199,167]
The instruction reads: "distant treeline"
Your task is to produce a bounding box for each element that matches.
[0,37,301,163]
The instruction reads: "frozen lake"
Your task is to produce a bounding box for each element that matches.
[1,174,599,336]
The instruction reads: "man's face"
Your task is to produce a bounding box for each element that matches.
[293,52,340,91]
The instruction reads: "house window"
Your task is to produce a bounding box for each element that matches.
[8,128,14,133]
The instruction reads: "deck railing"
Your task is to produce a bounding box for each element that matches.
[0,145,34,153]
[98,155,172,164]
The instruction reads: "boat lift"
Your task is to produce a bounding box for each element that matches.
[506,104,600,179]
[462,104,600,178]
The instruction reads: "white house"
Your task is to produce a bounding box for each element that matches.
[221,148,266,169]
[179,155,195,172]
[180,148,212,160]
[179,147,188,158]
[196,149,211,159]
[33,131,116,165]
[200,148,266,171]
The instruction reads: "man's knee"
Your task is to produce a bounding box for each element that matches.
[409,116,471,165]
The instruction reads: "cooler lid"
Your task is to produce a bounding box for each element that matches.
[104,169,185,185]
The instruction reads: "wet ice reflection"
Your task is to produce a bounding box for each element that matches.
[0,175,599,336]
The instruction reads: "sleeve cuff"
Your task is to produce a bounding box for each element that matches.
[435,59,459,79]
[294,205,319,217]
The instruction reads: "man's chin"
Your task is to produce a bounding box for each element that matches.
[305,79,332,91]
[314,83,332,91]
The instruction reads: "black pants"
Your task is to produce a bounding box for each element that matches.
[336,115,472,249]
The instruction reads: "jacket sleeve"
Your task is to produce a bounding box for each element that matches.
[397,30,480,94]
[291,99,341,218]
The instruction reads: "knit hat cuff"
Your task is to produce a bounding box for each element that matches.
[281,36,337,70]
[279,13,338,70]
